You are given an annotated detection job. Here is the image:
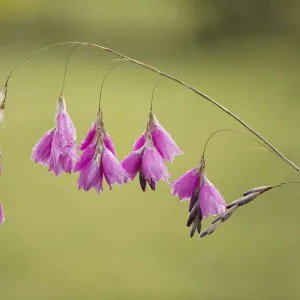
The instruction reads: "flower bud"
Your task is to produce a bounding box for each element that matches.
[243,186,273,196]
[227,191,261,209]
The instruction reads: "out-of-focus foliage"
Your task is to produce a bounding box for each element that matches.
[190,0,300,42]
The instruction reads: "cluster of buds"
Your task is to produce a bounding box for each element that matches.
[200,185,275,238]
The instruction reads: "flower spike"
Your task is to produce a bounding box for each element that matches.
[31,96,78,176]
[76,110,128,193]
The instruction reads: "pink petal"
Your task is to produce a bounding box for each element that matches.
[171,168,200,201]
[121,151,142,181]
[31,129,54,165]
[133,132,146,151]
[151,120,183,162]
[104,132,117,157]
[102,147,128,189]
[199,176,226,218]
[78,122,96,150]
[77,157,103,193]
[0,203,5,225]
[142,144,170,182]
[75,145,96,172]
[48,158,63,177]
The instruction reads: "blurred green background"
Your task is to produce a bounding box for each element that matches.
[1,0,300,299]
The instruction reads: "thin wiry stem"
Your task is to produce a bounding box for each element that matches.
[4,41,300,173]
[98,61,127,110]
[60,44,81,96]
[202,129,279,159]
[150,78,166,111]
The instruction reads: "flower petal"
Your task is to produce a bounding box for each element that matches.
[78,157,103,193]
[151,120,183,162]
[31,129,55,165]
[133,132,146,151]
[121,151,142,181]
[142,144,170,182]
[104,132,117,157]
[102,147,128,189]
[171,168,200,201]
[78,122,96,150]
[199,176,226,218]
[75,145,96,172]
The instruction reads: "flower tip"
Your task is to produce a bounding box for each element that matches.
[57,95,66,112]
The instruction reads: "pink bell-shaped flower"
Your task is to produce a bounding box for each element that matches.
[133,111,183,162]
[76,110,128,193]
[122,131,170,191]
[31,96,78,176]
[171,158,226,237]
[171,158,226,218]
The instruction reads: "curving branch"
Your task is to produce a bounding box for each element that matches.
[4,41,300,173]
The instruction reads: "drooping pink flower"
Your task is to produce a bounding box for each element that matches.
[0,203,5,225]
[133,112,183,162]
[76,110,127,193]
[78,113,116,157]
[31,96,78,176]
[171,169,200,201]
[171,159,226,219]
[122,134,170,191]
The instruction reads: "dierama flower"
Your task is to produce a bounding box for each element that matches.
[122,111,178,191]
[0,203,5,225]
[76,110,128,193]
[122,132,170,191]
[171,158,226,236]
[31,96,78,176]
[133,111,183,162]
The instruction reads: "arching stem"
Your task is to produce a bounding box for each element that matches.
[4,41,300,173]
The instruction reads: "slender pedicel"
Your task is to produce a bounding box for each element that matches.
[60,44,81,96]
